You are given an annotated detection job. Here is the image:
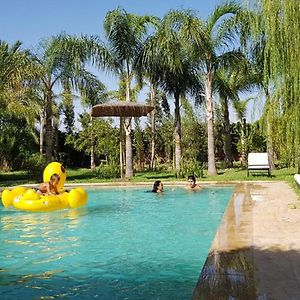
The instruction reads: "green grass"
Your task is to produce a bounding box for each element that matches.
[1,166,299,199]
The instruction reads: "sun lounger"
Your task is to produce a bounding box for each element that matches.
[247,152,270,176]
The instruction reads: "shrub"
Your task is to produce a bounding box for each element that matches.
[23,153,46,180]
[96,162,120,179]
[177,159,206,179]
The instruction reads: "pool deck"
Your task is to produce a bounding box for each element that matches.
[192,181,300,300]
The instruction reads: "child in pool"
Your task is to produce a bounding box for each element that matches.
[152,180,164,193]
[38,173,60,195]
[186,175,202,191]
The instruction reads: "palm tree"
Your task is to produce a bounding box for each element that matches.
[32,34,100,163]
[170,3,243,175]
[0,40,40,122]
[101,8,158,177]
[135,18,162,170]
[140,11,199,173]
[79,73,107,170]
[214,60,256,166]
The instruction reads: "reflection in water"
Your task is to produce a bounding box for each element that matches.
[193,248,256,300]
[0,208,87,297]
[0,208,84,272]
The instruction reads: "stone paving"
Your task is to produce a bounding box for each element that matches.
[193,181,300,300]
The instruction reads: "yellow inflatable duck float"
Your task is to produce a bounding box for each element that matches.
[1,162,88,212]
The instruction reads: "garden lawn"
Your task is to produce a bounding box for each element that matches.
[0,167,299,198]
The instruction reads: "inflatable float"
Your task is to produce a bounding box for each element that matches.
[1,162,88,212]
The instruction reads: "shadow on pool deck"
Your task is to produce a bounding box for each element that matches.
[193,182,300,300]
[193,247,300,300]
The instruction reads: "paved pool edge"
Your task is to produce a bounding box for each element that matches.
[192,181,300,300]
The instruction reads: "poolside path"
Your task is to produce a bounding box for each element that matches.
[193,181,300,300]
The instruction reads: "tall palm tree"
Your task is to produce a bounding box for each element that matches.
[32,34,100,163]
[135,18,162,170]
[140,11,199,172]
[170,3,243,175]
[101,8,158,177]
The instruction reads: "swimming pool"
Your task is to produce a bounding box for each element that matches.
[0,186,233,299]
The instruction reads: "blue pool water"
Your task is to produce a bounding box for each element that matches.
[0,186,233,300]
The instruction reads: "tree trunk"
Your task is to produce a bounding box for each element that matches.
[53,116,59,161]
[90,116,96,171]
[119,117,124,179]
[174,92,182,173]
[45,90,53,163]
[124,118,133,177]
[222,97,233,166]
[240,118,247,166]
[39,110,45,156]
[125,75,133,178]
[150,83,157,170]
[205,72,217,175]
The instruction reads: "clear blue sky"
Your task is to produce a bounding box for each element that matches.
[0,0,223,48]
[1,0,260,123]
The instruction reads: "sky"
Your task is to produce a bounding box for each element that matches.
[0,0,261,123]
[0,0,221,48]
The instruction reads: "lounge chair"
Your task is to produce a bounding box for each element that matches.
[247,152,270,176]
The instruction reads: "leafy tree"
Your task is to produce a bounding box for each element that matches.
[249,0,300,166]
[0,113,38,169]
[181,98,207,162]
[0,41,41,169]
[233,98,251,164]
[60,87,75,134]
[66,113,119,164]
[79,74,107,170]
[133,118,145,171]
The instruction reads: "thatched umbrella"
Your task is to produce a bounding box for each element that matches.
[91,102,154,117]
[91,101,155,178]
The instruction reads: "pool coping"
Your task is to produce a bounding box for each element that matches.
[192,181,300,299]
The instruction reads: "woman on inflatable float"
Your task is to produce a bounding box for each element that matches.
[1,162,88,212]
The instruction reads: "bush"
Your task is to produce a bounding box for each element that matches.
[96,162,120,179]
[177,159,206,179]
[23,153,46,180]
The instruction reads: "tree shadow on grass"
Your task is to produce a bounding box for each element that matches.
[247,172,275,179]
[67,170,97,181]
[193,246,300,300]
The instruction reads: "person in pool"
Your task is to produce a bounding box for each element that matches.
[186,175,202,191]
[152,180,164,193]
[38,173,60,195]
